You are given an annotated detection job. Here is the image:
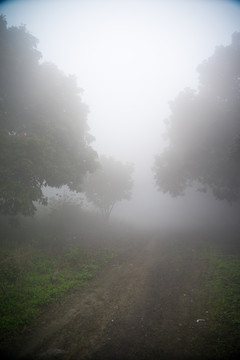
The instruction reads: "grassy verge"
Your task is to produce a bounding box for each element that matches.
[0,244,117,337]
[202,245,240,358]
[159,236,240,359]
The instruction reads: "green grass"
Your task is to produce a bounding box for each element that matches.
[202,246,240,358]
[0,245,117,335]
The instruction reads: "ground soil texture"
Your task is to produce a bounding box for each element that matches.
[1,234,239,360]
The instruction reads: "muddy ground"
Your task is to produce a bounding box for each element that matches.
[0,234,235,359]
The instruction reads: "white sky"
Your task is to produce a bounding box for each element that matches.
[1,0,240,227]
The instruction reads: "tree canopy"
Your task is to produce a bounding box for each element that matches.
[83,156,133,221]
[153,32,240,203]
[0,15,97,216]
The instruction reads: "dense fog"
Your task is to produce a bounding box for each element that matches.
[1,0,240,232]
[1,2,240,359]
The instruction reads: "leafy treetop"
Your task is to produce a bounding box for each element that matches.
[0,15,97,216]
[154,32,240,203]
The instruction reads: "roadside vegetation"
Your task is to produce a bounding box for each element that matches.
[152,233,240,359]
[0,194,129,340]
[0,244,116,336]
[202,244,240,358]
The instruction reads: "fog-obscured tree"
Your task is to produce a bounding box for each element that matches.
[153,32,240,203]
[83,156,133,221]
[0,15,97,216]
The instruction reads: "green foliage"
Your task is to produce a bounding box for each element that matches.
[83,155,133,220]
[203,247,240,357]
[0,131,48,216]
[154,32,240,202]
[0,15,97,217]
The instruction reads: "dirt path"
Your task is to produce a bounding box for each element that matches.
[7,236,213,359]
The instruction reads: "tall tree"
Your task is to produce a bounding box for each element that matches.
[153,32,240,203]
[0,15,97,216]
[83,156,133,221]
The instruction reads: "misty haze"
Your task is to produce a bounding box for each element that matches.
[0,0,240,359]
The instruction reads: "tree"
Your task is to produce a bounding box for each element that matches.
[83,156,133,221]
[153,32,240,203]
[0,15,97,216]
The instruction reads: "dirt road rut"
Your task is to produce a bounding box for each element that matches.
[10,238,212,359]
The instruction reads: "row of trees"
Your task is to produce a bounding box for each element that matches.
[2,13,240,223]
[0,15,133,221]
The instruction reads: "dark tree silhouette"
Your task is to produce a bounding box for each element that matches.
[154,32,240,203]
[0,15,97,216]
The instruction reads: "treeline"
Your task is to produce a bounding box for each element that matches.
[1,13,240,229]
